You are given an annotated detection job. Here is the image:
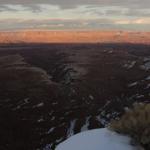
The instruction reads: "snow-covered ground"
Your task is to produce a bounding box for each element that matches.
[56,128,138,150]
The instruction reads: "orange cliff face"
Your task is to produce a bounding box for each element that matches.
[0,31,150,44]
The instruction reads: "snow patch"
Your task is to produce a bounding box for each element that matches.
[136,95,144,98]
[80,117,90,132]
[140,61,150,70]
[37,117,44,122]
[43,144,53,150]
[56,128,139,150]
[89,95,94,100]
[143,57,150,62]
[48,127,55,134]
[96,115,108,126]
[123,61,136,69]
[67,119,77,138]
[52,102,58,105]
[146,76,150,80]
[33,102,44,108]
[128,82,138,87]
[56,137,64,143]
[51,116,55,121]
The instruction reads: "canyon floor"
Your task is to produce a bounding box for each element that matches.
[0,31,150,150]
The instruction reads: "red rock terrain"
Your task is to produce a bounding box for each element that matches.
[0,31,150,44]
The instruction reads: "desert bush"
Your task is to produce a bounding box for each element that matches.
[110,103,150,150]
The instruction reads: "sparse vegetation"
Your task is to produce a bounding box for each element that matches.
[110,103,150,150]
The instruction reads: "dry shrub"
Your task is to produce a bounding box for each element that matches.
[110,103,150,150]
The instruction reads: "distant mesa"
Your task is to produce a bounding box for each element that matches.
[0,31,149,44]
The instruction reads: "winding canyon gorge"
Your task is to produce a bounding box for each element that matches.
[0,31,150,150]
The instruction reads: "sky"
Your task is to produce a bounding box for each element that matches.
[0,0,150,31]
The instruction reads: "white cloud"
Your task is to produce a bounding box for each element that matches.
[115,18,150,25]
[0,0,150,10]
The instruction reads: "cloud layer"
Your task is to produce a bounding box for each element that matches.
[0,0,150,9]
[0,18,149,31]
[0,0,150,30]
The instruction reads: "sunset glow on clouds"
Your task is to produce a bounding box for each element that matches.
[0,0,150,30]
